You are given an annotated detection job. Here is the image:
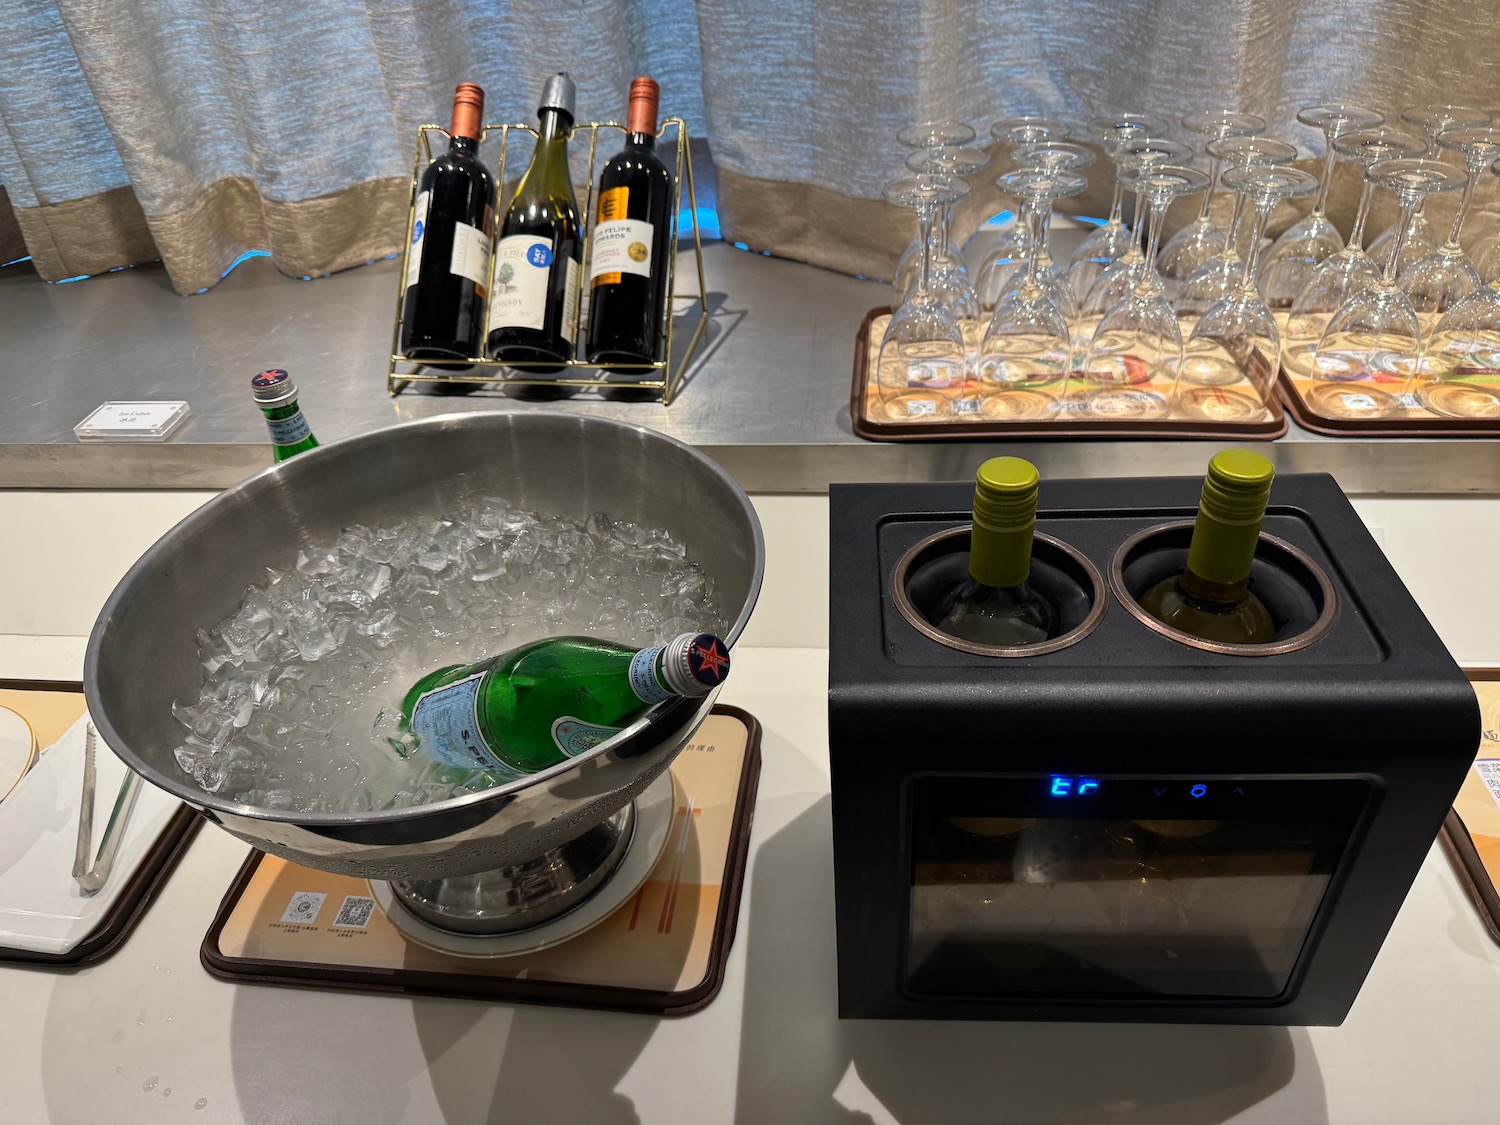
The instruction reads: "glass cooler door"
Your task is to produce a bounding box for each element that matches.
[906,775,1371,1000]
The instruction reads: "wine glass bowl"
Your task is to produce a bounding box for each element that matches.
[1281,127,1429,378]
[1312,158,1468,417]
[1398,126,1500,316]
[878,175,969,421]
[1081,164,1210,416]
[977,169,1088,418]
[1159,110,1268,286]
[1174,137,1299,320]
[1176,165,1319,407]
[1257,105,1385,309]
[1068,114,1169,302]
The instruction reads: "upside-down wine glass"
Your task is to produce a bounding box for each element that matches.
[1258,105,1385,308]
[1400,126,1500,314]
[876,175,969,421]
[1281,127,1430,378]
[1159,110,1268,287]
[976,169,1089,420]
[973,117,1074,309]
[1080,136,1193,321]
[1175,166,1319,413]
[1174,136,1300,320]
[1366,105,1491,272]
[1310,158,1468,420]
[892,121,976,294]
[1068,113,1169,304]
[1079,164,1210,418]
[982,141,1096,314]
[904,145,990,318]
[1418,153,1500,419]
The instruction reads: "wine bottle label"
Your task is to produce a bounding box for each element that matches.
[488,235,554,332]
[561,256,580,343]
[404,191,430,291]
[266,409,311,446]
[590,187,654,287]
[550,716,624,757]
[449,220,492,294]
[408,673,522,776]
[628,646,673,704]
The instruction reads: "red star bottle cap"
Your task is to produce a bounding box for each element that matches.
[661,632,730,697]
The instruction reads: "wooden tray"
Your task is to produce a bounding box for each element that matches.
[852,307,1287,442]
[201,707,761,1016]
[1275,316,1500,437]
[1439,672,1500,949]
[0,680,204,967]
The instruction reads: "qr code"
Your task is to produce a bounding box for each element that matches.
[280,891,326,925]
[332,895,376,930]
[1475,760,1500,813]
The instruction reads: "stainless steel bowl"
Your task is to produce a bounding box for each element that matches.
[84,413,764,890]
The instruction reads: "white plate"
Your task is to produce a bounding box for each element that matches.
[0,714,180,955]
[0,705,37,803]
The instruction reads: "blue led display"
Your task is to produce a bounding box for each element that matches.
[1050,776,1100,797]
[1190,783,1208,799]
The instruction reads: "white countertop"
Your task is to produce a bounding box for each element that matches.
[3,491,1500,1123]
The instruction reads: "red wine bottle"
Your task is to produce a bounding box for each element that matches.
[399,83,496,385]
[485,73,583,374]
[585,77,676,370]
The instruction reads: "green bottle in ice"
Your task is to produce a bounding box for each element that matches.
[251,369,319,461]
[399,632,730,777]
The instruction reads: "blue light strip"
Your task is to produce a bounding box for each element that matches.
[2,255,32,267]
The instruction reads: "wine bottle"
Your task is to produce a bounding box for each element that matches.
[250,369,319,461]
[398,632,730,777]
[1138,449,1276,644]
[931,457,1059,646]
[485,72,583,374]
[398,83,497,385]
[585,76,675,370]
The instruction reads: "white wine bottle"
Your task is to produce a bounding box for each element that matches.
[931,457,1058,646]
[1139,449,1276,644]
[485,72,583,374]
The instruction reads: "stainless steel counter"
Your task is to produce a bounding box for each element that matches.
[2,245,1496,493]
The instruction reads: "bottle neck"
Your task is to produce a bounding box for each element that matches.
[1176,565,1251,609]
[450,134,479,156]
[538,108,571,148]
[627,131,656,150]
[968,521,1034,589]
[1184,506,1260,589]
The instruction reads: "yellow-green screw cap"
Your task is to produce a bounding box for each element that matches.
[1187,449,1275,586]
[970,457,1040,588]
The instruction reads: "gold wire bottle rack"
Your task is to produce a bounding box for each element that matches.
[388,117,707,403]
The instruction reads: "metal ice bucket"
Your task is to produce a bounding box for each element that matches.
[85,414,764,908]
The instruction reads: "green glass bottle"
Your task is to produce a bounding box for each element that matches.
[485,72,583,373]
[399,632,730,778]
[251,369,319,461]
[1139,449,1277,644]
[931,456,1059,646]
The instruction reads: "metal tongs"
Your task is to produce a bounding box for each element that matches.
[71,723,143,895]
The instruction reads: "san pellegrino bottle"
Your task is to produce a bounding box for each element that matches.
[932,457,1058,646]
[1139,449,1276,644]
[398,82,496,381]
[584,76,675,369]
[485,72,583,373]
[251,369,318,461]
[400,632,730,778]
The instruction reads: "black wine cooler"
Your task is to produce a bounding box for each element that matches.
[827,472,1478,1025]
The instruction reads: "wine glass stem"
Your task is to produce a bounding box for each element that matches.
[1349,178,1376,251]
[935,203,952,258]
[1197,157,1221,222]
[1225,189,1249,261]
[1241,200,1273,289]
[1142,194,1167,277]
[1382,197,1418,286]
[1446,162,1482,249]
[1311,140,1336,216]
[916,202,936,296]
[1108,175,1124,224]
[1023,195,1048,284]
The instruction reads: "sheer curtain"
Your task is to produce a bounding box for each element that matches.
[4,0,1500,292]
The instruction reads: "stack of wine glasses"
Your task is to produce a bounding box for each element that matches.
[874,100,1500,427]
